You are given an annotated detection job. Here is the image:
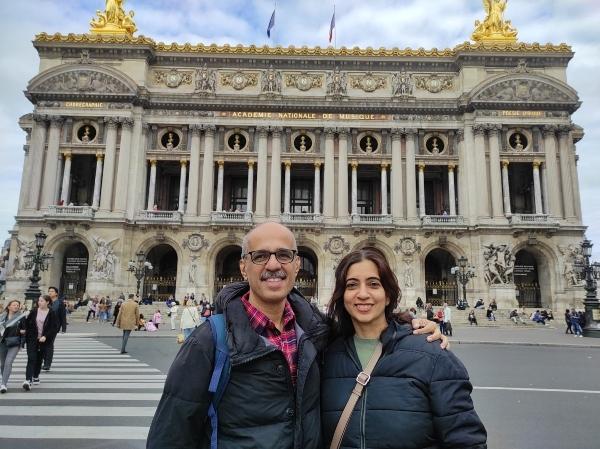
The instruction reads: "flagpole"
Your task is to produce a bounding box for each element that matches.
[333,3,336,50]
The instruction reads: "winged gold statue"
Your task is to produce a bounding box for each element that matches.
[472,0,518,43]
[90,0,137,36]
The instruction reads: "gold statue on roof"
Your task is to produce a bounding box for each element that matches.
[472,0,518,43]
[90,0,137,36]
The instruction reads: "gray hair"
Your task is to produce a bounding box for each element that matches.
[240,222,297,258]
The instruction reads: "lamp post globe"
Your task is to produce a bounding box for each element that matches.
[24,229,52,304]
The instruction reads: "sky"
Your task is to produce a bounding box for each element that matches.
[0,0,599,255]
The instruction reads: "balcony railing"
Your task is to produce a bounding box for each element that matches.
[281,213,324,224]
[211,211,253,224]
[351,214,393,225]
[137,210,182,223]
[509,214,557,226]
[45,205,95,220]
[422,215,466,226]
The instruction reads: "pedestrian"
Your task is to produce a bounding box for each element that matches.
[115,293,140,354]
[23,295,58,391]
[112,300,122,327]
[179,299,199,340]
[169,302,179,330]
[321,247,487,449]
[571,311,583,337]
[147,222,445,448]
[436,308,445,335]
[443,301,453,336]
[153,309,162,330]
[0,300,27,393]
[564,309,573,334]
[468,309,478,326]
[86,297,97,322]
[42,286,66,372]
[98,298,107,323]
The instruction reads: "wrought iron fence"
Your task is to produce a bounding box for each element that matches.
[515,283,541,308]
[425,281,458,306]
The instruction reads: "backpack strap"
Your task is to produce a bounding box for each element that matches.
[207,314,231,449]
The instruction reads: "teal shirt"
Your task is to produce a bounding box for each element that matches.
[353,336,379,369]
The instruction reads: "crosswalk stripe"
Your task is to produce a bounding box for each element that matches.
[11,367,159,372]
[0,426,149,440]
[1,393,162,400]
[5,374,165,380]
[6,382,165,389]
[0,406,156,416]
[12,362,150,367]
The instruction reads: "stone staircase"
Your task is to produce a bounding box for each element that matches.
[68,302,172,322]
[421,307,550,328]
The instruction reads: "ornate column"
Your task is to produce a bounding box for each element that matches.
[283,160,292,214]
[125,115,145,221]
[390,130,403,221]
[448,164,456,216]
[418,163,426,217]
[487,125,504,218]
[253,127,269,218]
[99,118,119,211]
[542,125,562,217]
[455,129,469,217]
[92,153,104,210]
[41,116,64,207]
[200,125,216,216]
[532,160,543,214]
[59,152,72,204]
[114,118,134,212]
[216,160,225,212]
[323,128,335,218]
[380,163,388,215]
[26,116,48,210]
[178,160,188,214]
[558,126,576,219]
[540,162,549,215]
[54,153,64,207]
[247,160,255,213]
[269,127,282,217]
[461,125,479,221]
[351,161,358,216]
[501,160,511,217]
[314,161,321,215]
[146,159,157,210]
[405,130,418,220]
[337,129,349,219]
[186,125,202,216]
[569,139,583,220]
[472,124,489,218]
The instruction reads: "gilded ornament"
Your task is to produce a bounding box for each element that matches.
[349,72,387,93]
[285,72,323,91]
[414,74,454,93]
[471,0,518,43]
[221,71,258,90]
[153,69,193,88]
[90,0,137,36]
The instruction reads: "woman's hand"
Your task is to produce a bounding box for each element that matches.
[411,319,449,349]
[20,329,26,335]
[38,336,46,343]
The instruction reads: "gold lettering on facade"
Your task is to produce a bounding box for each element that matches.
[218,111,388,121]
[64,102,105,108]
[500,110,545,117]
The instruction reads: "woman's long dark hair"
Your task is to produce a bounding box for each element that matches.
[327,247,406,338]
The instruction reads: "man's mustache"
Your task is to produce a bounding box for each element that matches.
[260,270,287,281]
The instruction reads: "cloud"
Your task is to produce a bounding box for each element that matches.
[0,0,599,254]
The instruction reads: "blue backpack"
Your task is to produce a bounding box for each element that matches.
[207,314,231,449]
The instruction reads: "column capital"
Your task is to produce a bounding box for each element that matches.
[104,117,119,128]
[61,151,72,160]
[337,127,351,136]
[542,124,558,137]
[485,124,502,135]
[472,124,487,136]
[149,159,157,166]
[256,126,269,137]
[271,126,283,136]
[418,162,426,171]
[501,159,510,168]
[189,124,202,135]
[390,129,403,141]
[324,127,336,136]
[247,160,255,168]
[205,125,217,136]
[96,152,104,161]
[283,160,292,168]
[32,113,48,124]
[532,160,541,168]
[455,129,464,142]
[314,160,322,168]
[217,159,225,167]
[350,160,359,169]
[380,162,389,169]
[403,128,418,137]
[448,163,456,171]
[49,115,65,126]
[180,159,188,167]
[120,118,134,129]
[557,124,573,137]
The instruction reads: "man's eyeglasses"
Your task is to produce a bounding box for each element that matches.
[244,249,297,265]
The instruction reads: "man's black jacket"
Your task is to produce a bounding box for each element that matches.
[147,282,329,449]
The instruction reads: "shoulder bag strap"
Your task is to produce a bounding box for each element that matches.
[329,342,383,449]
[207,314,231,449]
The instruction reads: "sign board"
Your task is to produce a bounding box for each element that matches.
[65,257,88,273]
[514,265,535,277]
[152,284,158,291]
[593,309,600,321]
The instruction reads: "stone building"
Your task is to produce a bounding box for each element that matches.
[4,2,588,310]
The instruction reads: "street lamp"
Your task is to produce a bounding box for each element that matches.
[454,255,476,308]
[24,229,53,304]
[581,239,600,338]
[127,251,153,298]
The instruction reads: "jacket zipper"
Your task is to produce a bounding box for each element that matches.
[360,389,367,449]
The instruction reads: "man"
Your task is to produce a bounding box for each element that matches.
[147,222,446,449]
[443,301,453,336]
[42,286,67,371]
[115,293,140,354]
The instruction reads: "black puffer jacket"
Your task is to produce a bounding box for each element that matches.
[24,308,59,346]
[147,282,329,449]
[322,321,487,449]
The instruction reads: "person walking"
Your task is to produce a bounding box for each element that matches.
[23,295,58,391]
[169,302,179,330]
[86,297,97,323]
[443,301,453,336]
[42,286,66,372]
[564,309,573,334]
[0,300,27,393]
[112,300,122,327]
[179,299,199,340]
[571,310,583,337]
[115,294,140,354]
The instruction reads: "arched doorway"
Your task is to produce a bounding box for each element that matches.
[297,247,318,302]
[214,245,243,297]
[144,244,178,301]
[514,249,543,308]
[60,242,89,300]
[424,248,458,306]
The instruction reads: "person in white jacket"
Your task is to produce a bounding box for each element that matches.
[169,303,179,330]
[179,300,199,340]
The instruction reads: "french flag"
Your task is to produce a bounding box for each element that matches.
[328,9,335,43]
[267,9,276,38]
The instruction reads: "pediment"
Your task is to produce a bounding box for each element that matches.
[27,64,138,98]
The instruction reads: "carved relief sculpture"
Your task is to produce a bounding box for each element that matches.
[221,71,259,90]
[90,0,137,36]
[414,74,454,93]
[476,79,571,103]
[284,72,323,91]
[471,0,518,43]
[324,236,350,268]
[36,70,132,94]
[559,244,585,287]
[153,69,193,88]
[392,70,414,97]
[403,259,415,288]
[194,64,217,95]
[394,237,421,256]
[10,238,35,278]
[483,243,515,285]
[261,65,282,94]
[326,67,348,97]
[182,233,210,252]
[90,236,119,281]
[349,72,386,93]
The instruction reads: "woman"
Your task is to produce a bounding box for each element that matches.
[23,295,59,391]
[322,247,486,449]
[468,309,479,326]
[179,299,199,340]
[0,300,27,393]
